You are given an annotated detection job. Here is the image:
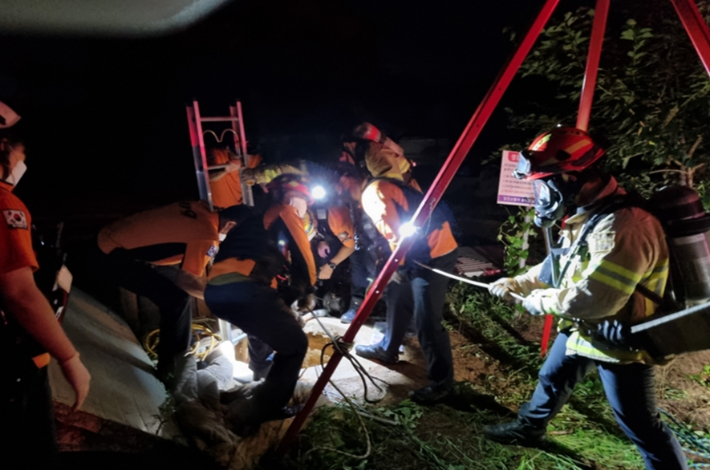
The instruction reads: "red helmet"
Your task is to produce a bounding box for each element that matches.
[514,127,605,180]
[267,173,314,205]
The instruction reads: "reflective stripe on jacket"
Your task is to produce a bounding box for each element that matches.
[512,178,669,364]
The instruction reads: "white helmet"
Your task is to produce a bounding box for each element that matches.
[0,102,20,129]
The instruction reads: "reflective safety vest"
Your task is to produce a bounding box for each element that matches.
[512,178,669,364]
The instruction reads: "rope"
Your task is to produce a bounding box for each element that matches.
[413,260,525,302]
[302,310,395,461]
[659,408,710,468]
[143,323,222,362]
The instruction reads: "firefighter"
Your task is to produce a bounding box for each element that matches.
[332,163,386,324]
[484,127,687,470]
[207,146,263,208]
[92,201,241,382]
[0,102,91,465]
[245,174,316,381]
[355,140,459,405]
[314,203,356,281]
[204,174,316,428]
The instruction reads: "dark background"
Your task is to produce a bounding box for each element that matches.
[0,0,588,231]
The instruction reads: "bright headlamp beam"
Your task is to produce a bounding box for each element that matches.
[312,185,326,200]
[399,222,418,238]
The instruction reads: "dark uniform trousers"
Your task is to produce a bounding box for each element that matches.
[0,355,57,469]
[205,281,308,409]
[381,250,457,391]
[349,247,376,311]
[90,245,193,375]
[519,330,688,470]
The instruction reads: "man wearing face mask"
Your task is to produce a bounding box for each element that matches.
[0,102,91,466]
[485,127,687,470]
[92,202,242,383]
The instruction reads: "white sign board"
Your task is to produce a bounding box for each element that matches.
[497,150,534,206]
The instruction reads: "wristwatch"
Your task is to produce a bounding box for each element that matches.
[327,262,337,270]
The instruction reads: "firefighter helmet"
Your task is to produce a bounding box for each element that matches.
[267,173,315,205]
[514,127,605,181]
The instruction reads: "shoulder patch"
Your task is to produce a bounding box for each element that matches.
[3,209,28,229]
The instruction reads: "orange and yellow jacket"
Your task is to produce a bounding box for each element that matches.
[361,178,457,265]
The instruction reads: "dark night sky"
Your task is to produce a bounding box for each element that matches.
[0,0,590,227]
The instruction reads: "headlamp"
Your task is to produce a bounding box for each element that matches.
[312,185,326,200]
[399,222,418,238]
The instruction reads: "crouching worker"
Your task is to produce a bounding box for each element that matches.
[92,202,240,382]
[355,142,459,405]
[204,177,317,428]
[245,174,317,382]
[485,127,687,470]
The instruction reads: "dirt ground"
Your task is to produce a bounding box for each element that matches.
[315,313,710,431]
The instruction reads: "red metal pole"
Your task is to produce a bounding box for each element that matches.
[277,0,561,453]
[576,0,610,131]
[670,0,710,77]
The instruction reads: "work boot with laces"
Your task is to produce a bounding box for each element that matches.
[484,420,545,447]
[355,343,398,364]
[408,385,453,405]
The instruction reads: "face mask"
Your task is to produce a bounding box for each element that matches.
[5,160,26,187]
[532,177,567,228]
[289,197,308,218]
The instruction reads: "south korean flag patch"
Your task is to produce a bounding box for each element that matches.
[3,209,28,229]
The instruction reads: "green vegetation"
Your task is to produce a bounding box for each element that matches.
[274,284,646,470]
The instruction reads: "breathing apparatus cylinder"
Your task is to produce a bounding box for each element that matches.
[650,185,710,305]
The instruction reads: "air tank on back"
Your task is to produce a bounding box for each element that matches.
[650,185,710,305]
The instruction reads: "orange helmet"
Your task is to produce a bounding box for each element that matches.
[266,173,314,205]
[514,127,605,180]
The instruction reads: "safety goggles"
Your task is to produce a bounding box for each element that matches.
[513,149,536,179]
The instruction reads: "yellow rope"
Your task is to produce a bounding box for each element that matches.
[143,323,223,362]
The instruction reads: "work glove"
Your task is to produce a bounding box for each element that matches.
[522,290,547,316]
[489,277,519,301]
[594,319,640,351]
[59,352,91,411]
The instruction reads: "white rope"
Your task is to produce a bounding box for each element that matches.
[413,261,525,302]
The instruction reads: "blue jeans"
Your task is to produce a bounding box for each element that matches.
[380,250,457,390]
[519,330,688,470]
[205,281,307,410]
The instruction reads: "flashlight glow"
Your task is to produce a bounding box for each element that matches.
[400,222,417,238]
[312,185,326,200]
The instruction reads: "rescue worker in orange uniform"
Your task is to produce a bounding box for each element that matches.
[314,204,356,281]
[0,102,91,465]
[331,163,388,323]
[204,174,316,428]
[355,138,459,405]
[207,146,263,208]
[245,174,317,380]
[92,201,241,381]
[485,128,687,470]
